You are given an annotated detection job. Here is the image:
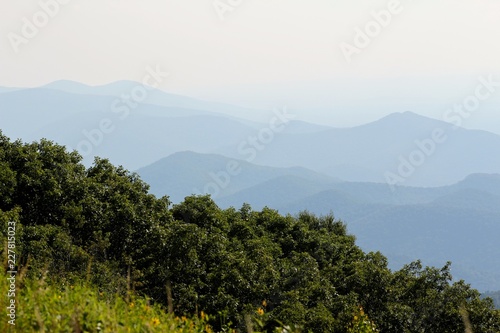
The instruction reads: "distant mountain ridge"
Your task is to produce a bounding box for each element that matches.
[136,150,500,292]
[137,151,338,203]
[2,81,500,187]
[215,110,500,187]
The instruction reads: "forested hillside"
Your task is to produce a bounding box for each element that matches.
[137,151,500,292]
[482,291,500,309]
[1,131,499,332]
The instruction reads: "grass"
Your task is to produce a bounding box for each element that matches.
[0,267,212,333]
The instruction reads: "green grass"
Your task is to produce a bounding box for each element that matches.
[0,267,212,333]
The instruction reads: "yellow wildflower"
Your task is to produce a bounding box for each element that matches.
[151,317,160,326]
[257,307,264,316]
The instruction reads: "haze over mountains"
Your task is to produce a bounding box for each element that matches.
[2,81,500,187]
[2,80,500,291]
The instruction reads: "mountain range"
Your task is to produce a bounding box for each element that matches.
[136,151,500,292]
[2,80,500,291]
[2,81,500,187]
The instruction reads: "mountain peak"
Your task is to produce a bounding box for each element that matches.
[362,111,454,132]
[454,173,500,197]
[381,111,434,122]
[43,80,93,90]
[461,173,500,183]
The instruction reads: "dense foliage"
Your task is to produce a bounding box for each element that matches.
[1,131,499,332]
[482,291,500,310]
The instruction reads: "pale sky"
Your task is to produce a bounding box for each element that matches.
[1,0,500,131]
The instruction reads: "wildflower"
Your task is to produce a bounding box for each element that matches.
[262,300,267,307]
[151,317,160,326]
[257,307,264,316]
[129,302,135,308]
[200,311,207,321]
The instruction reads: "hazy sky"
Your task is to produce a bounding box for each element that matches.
[1,0,499,131]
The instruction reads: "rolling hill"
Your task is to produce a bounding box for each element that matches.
[137,151,338,203]
[137,151,500,291]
